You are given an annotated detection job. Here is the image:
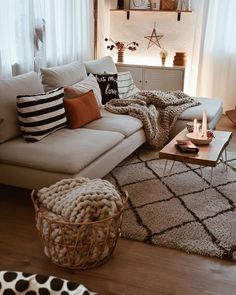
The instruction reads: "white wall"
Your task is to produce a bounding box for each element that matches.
[108,10,196,68]
[100,0,198,93]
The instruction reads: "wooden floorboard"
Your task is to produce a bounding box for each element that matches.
[0,115,236,295]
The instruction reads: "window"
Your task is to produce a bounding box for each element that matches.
[0,0,94,78]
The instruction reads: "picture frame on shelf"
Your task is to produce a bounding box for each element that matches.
[150,0,161,10]
[129,0,150,10]
[161,0,176,10]
[177,0,191,11]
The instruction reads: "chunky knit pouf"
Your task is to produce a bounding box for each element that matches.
[32,177,128,269]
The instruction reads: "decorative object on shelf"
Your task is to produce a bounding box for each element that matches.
[105,38,139,63]
[150,0,161,10]
[130,0,150,9]
[144,22,163,49]
[173,52,187,66]
[160,48,168,66]
[177,0,191,11]
[117,0,124,9]
[161,0,176,10]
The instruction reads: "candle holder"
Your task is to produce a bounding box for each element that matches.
[186,132,213,145]
[186,110,213,145]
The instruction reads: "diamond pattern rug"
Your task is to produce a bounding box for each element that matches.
[104,147,236,260]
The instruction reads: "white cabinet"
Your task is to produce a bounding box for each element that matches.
[116,63,185,91]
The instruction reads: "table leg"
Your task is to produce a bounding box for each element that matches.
[162,160,168,183]
[200,166,206,191]
[225,148,228,171]
[210,167,214,188]
[168,161,175,177]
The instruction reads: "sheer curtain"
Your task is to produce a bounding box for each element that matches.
[0,0,94,78]
[191,0,236,111]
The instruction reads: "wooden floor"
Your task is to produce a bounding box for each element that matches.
[0,115,236,295]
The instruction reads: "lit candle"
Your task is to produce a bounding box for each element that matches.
[196,123,201,136]
[201,110,208,138]
[193,118,197,135]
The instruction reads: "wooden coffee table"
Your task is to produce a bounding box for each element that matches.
[159,129,232,187]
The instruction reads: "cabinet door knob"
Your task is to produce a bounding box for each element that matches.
[145,81,147,83]
[139,80,142,83]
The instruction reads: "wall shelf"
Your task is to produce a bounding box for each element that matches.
[110,9,192,21]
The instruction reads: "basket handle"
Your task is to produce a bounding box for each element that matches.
[31,189,40,213]
[121,190,129,208]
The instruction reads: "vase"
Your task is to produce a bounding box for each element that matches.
[117,0,124,9]
[161,57,166,66]
[173,52,187,66]
[117,49,124,63]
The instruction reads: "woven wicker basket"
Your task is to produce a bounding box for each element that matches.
[31,190,128,270]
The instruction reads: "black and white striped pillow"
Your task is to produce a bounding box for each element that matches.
[117,71,140,99]
[17,87,67,142]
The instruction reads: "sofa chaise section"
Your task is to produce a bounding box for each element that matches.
[170,97,223,137]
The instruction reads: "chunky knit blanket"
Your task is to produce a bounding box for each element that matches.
[105,90,200,149]
[37,177,123,223]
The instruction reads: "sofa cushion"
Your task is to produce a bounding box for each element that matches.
[94,74,119,104]
[17,87,67,142]
[84,56,117,75]
[64,74,102,106]
[179,97,223,122]
[64,90,101,128]
[0,128,124,174]
[84,108,143,137]
[0,72,44,143]
[117,71,140,99]
[40,61,87,92]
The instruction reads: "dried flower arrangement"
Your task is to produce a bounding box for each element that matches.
[105,38,139,52]
[160,48,168,58]
[105,38,139,63]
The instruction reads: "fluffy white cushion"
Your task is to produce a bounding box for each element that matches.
[0,72,44,143]
[40,61,87,92]
[84,56,117,75]
[117,71,140,99]
[70,74,102,106]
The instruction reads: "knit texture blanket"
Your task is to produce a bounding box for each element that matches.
[105,90,200,149]
[37,177,122,223]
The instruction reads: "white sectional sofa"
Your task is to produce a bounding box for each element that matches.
[0,56,222,190]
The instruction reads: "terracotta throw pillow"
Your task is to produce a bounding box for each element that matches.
[64,90,101,128]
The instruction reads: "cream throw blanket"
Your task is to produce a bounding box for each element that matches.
[105,90,200,149]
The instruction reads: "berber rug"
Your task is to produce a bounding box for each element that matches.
[104,147,236,261]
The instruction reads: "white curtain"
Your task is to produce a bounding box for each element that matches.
[190,0,236,112]
[97,0,111,58]
[0,0,94,78]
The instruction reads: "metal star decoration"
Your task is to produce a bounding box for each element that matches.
[144,22,164,49]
